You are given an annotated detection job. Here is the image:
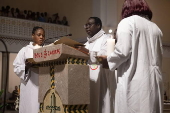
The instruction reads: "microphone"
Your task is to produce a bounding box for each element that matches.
[42,34,72,47]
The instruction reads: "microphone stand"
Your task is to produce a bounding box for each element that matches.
[41,34,72,47]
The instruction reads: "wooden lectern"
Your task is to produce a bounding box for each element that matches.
[33,43,90,113]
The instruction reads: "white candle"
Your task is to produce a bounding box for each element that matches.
[107,35,115,56]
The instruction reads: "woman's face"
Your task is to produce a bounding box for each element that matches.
[32,29,45,46]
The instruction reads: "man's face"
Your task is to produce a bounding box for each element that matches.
[84,18,100,37]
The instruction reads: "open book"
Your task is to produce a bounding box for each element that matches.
[53,37,85,47]
[47,37,88,55]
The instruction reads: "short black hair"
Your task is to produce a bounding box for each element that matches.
[32,26,45,34]
[89,17,102,29]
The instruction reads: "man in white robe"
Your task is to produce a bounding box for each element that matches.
[13,26,45,113]
[107,15,163,113]
[84,17,116,113]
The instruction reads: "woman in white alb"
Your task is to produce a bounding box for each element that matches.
[13,26,45,113]
[99,0,163,113]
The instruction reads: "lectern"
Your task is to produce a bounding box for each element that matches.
[33,43,90,113]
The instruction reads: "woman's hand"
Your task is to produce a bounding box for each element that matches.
[25,59,33,74]
[96,56,109,69]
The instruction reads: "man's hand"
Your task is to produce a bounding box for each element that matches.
[96,56,109,69]
[74,45,89,55]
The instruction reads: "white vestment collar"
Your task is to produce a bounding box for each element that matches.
[26,42,41,49]
[26,42,34,49]
[87,29,105,43]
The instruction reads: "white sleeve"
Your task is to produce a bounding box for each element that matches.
[13,47,29,82]
[107,18,133,71]
[97,35,108,56]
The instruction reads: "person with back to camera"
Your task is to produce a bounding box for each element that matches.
[13,26,45,113]
[98,0,164,113]
[79,17,116,113]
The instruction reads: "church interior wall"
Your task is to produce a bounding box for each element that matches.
[0,0,93,41]
[163,57,170,99]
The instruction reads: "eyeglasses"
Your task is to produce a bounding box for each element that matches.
[84,23,95,28]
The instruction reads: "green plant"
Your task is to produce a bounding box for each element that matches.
[0,90,8,111]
